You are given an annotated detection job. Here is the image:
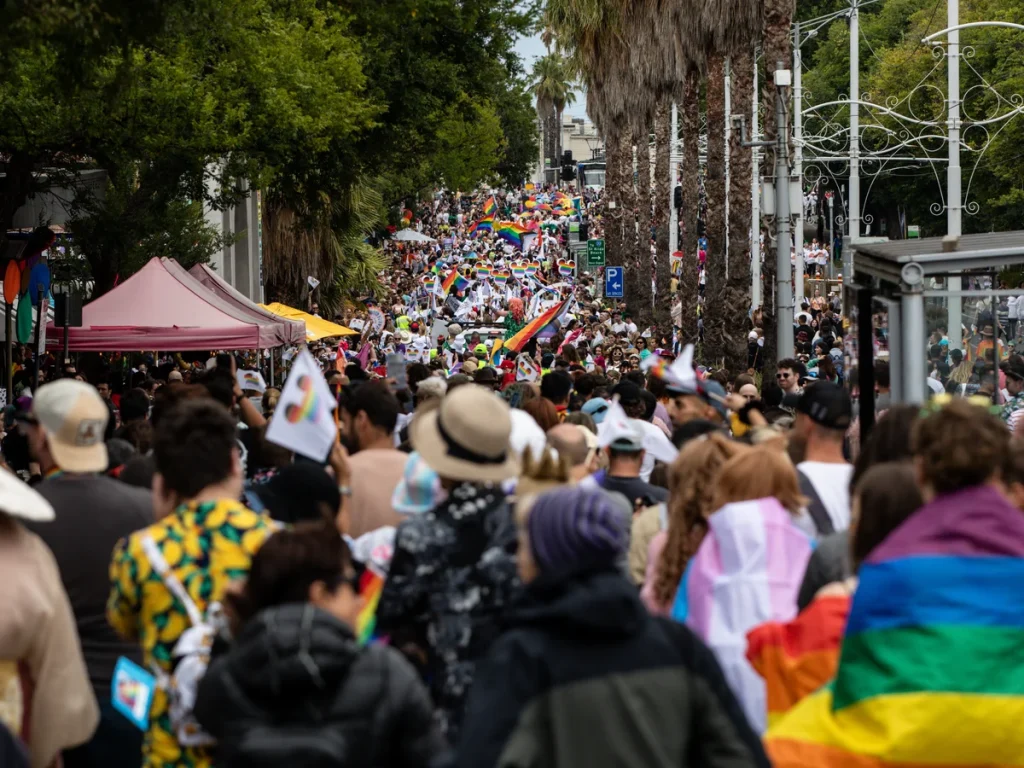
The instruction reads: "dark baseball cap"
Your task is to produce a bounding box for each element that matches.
[796,382,852,430]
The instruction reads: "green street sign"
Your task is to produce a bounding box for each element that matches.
[586,238,606,267]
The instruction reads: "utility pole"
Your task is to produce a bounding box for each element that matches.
[734,63,794,359]
[849,0,861,240]
[793,22,805,304]
[946,0,962,350]
[751,56,761,309]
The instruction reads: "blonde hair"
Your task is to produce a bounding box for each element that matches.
[652,434,747,608]
[515,446,572,526]
[711,444,807,515]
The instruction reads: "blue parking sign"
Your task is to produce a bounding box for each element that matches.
[605,266,624,298]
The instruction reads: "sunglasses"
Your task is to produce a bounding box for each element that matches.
[776,372,792,379]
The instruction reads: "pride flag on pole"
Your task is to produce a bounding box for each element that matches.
[440,268,471,297]
[482,195,497,217]
[497,222,531,250]
[504,298,573,353]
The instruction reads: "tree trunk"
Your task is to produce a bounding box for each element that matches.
[679,69,701,343]
[605,127,626,271]
[725,50,754,374]
[702,55,727,369]
[623,137,641,314]
[633,122,654,327]
[653,98,673,334]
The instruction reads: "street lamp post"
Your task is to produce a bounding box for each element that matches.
[735,63,795,359]
[793,22,805,304]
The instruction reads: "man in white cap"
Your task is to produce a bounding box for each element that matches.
[22,379,152,767]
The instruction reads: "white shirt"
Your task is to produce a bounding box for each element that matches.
[625,322,638,334]
[611,322,626,334]
[796,461,853,531]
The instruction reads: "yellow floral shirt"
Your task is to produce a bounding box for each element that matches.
[107,499,279,768]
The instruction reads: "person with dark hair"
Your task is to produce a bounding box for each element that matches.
[194,523,444,768]
[873,360,891,411]
[457,487,770,768]
[340,382,407,537]
[791,384,853,536]
[116,387,150,429]
[775,358,803,395]
[540,370,573,420]
[107,399,280,768]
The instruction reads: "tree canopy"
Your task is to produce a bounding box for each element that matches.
[0,0,540,307]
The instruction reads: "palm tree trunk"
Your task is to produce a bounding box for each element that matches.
[702,54,727,369]
[725,50,753,374]
[653,98,673,333]
[605,127,626,270]
[544,108,559,185]
[633,122,654,326]
[623,136,641,314]
[679,69,701,343]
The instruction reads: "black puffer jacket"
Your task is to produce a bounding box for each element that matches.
[195,604,445,768]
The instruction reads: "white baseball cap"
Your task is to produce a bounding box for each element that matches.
[31,379,109,473]
[0,466,54,522]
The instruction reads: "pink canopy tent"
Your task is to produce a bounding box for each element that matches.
[49,258,265,351]
[186,262,304,345]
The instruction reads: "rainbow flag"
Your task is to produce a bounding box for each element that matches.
[469,216,493,236]
[482,195,497,217]
[767,484,1024,767]
[524,198,537,210]
[747,593,850,728]
[441,268,470,296]
[356,568,384,645]
[505,298,573,353]
[497,222,530,250]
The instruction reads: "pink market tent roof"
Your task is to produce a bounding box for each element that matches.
[185,262,305,346]
[48,257,265,351]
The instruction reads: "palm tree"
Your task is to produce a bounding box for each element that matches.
[725,50,755,373]
[653,97,673,332]
[530,53,574,183]
[632,121,654,323]
[679,67,701,343]
[702,54,727,367]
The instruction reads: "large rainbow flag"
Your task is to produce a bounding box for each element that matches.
[505,298,573,353]
[766,484,1024,767]
[497,222,531,250]
[440,268,471,297]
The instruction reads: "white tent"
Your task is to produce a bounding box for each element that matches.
[393,228,435,243]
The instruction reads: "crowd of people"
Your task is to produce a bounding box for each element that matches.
[1,183,1023,768]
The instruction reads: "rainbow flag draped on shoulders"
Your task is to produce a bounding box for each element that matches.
[767,483,1024,768]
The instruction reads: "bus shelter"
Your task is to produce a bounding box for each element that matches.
[843,231,1024,434]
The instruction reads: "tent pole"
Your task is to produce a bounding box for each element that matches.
[5,302,12,400]
[270,350,275,388]
[32,288,42,393]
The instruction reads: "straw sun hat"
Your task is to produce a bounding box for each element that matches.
[411,384,519,483]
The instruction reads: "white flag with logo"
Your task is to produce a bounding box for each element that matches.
[307,275,321,290]
[236,369,267,395]
[265,349,338,461]
[516,354,541,382]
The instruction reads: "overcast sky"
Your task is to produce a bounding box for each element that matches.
[514,32,588,118]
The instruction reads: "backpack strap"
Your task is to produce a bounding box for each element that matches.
[796,469,836,537]
[141,534,204,627]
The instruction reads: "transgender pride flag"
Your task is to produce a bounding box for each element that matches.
[673,497,813,734]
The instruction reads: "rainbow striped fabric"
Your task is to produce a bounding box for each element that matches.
[441,268,470,296]
[766,484,1024,767]
[482,195,497,217]
[505,298,572,353]
[356,568,384,645]
[747,592,850,727]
